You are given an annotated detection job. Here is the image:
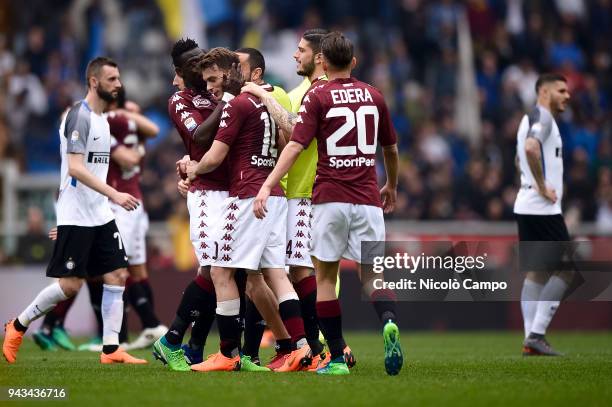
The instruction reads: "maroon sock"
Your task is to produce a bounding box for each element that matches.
[316,299,345,360]
[279,298,305,347]
[294,276,322,353]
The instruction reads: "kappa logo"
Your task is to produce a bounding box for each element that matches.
[199,231,208,240]
[202,253,210,259]
[229,203,239,211]
[296,220,307,227]
[199,211,206,217]
[220,254,232,262]
[171,94,182,103]
[224,224,235,231]
[199,200,207,208]
[221,110,230,119]
[180,111,191,120]
[298,200,309,206]
[221,234,234,241]
[293,252,304,259]
[199,221,207,229]
[295,231,305,238]
[221,244,232,252]
[175,102,187,112]
[200,242,209,249]
[295,241,305,249]
[219,120,227,128]
[297,210,308,217]
[226,213,237,221]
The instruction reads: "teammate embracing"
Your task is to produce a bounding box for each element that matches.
[253,32,403,375]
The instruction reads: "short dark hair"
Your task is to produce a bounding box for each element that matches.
[321,31,353,70]
[199,47,240,71]
[171,38,200,67]
[535,73,567,93]
[235,47,265,75]
[302,28,329,54]
[86,57,118,88]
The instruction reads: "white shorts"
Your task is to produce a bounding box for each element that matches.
[212,196,287,271]
[187,189,229,266]
[286,198,314,268]
[310,202,385,263]
[110,202,149,265]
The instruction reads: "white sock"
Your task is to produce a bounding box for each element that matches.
[531,276,568,335]
[17,282,68,327]
[102,284,125,346]
[216,298,241,316]
[520,279,544,338]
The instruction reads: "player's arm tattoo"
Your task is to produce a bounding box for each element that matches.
[260,92,298,134]
[525,137,546,191]
[193,103,224,149]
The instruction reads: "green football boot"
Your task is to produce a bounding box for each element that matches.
[51,327,76,351]
[152,337,190,371]
[78,337,102,351]
[240,355,271,372]
[32,331,58,351]
[383,320,403,376]
[316,356,350,375]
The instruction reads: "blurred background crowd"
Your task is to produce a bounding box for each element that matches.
[0,0,611,266]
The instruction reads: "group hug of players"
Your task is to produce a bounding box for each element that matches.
[2,29,403,376]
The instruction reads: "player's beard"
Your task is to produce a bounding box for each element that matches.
[97,87,117,103]
[297,58,315,77]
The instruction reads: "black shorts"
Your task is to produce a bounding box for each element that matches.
[46,220,129,278]
[515,214,571,272]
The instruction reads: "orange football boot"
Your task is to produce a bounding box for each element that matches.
[274,345,312,372]
[100,348,148,364]
[307,351,331,371]
[3,320,25,364]
[191,352,240,372]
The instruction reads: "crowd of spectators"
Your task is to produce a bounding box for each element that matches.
[0,0,610,231]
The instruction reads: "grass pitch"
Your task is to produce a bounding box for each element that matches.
[1,331,611,406]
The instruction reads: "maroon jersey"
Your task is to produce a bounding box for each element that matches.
[107,111,143,200]
[291,77,397,207]
[168,88,230,191]
[215,93,284,199]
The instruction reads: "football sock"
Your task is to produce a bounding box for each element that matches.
[87,281,104,337]
[166,276,216,347]
[520,279,544,338]
[294,276,324,354]
[17,282,69,329]
[188,275,217,348]
[243,298,265,359]
[370,288,397,325]
[141,278,155,307]
[278,292,306,348]
[126,278,160,329]
[275,338,292,355]
[216,299,241,358]
[316,299,346,360]
[531,276,568,335]
[39,296,76,334]
[101,284,125,347]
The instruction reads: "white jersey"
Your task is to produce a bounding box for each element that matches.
[56,100,114,226]
[514,105,563,215]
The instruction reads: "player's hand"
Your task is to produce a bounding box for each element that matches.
[48,227,58,241]
[111,191,140,211]
[222,63,244,96]
[253,186,271,219]
[178,178,191,198]
[539,185,558,203]
[380,183,397,214]
[186,160,200,181]
[176,155,190,179]
[241,82,265,98]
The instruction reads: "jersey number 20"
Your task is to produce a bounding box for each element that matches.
[326,106,379,156]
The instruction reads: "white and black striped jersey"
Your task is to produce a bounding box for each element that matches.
[514,104,564,215]
[56,100,114,226]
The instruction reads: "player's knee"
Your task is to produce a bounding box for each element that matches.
[210,266,232,285]
[104,268,129,286]
[128,264,148,281]
[59,277,83,297]
[290,266,314,282]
